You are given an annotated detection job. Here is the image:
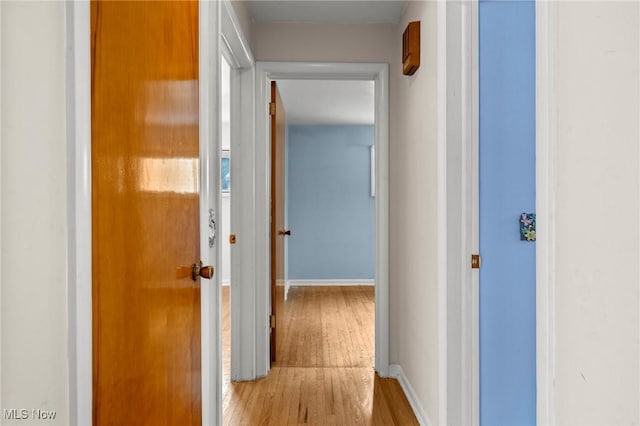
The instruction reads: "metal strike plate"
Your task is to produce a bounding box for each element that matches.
[471,254,481,269]
[229,234,236,244]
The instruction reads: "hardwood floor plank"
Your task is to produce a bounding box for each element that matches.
[256,369,279,425]
[222,286,418,425]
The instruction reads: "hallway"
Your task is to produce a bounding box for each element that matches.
[222,286,418,425]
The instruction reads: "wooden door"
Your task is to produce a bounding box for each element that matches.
[91,2,202,424]
[270,81,287,363]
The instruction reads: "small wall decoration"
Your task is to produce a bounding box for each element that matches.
[402,21,420,76]
[520,213,536,241]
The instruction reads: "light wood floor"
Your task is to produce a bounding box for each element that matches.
[222,286,419,425]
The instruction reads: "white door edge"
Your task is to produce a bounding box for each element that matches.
[535,1,557,424]
[67,2,92,424]
[199,1,221,425]
[254,61,390,378]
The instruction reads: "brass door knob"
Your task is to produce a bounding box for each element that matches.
[278,230,291,236]
[192,261,214,281]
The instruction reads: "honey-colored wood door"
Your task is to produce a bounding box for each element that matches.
[270,81,286,363]
[91,2,202,424]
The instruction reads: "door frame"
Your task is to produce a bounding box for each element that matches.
[219,2,259,383]
[253,62,390,377]
[455,1,557,424]
[66,1,224,424]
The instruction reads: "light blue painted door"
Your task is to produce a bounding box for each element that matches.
[479,1,536,424]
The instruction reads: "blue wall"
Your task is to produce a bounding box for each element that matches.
[287,125,375,280]
[479,1,536,425]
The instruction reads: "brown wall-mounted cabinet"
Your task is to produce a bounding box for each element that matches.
[402,21,420,76]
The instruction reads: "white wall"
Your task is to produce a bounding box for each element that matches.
[0,2,70,424]
[252,22,395,63]
[229,0,252,52]
[389,1,441,422]
[553,2,640,424]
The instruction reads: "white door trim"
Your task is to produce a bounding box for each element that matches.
[67,2,221,424]
[254,62,390,377]
[219,0,259,382]
[443,1,478,424]
[66,2,92,423]
[535,1,557,424]
[470,0,481,422]
[437,1,449,423]
[469,1,480,424]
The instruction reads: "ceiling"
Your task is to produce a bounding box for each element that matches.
[276,80,375,125]
[245,1,405,24]
[243,1,396,125]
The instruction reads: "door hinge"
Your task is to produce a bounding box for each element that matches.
[229,234,236,244]
[269,102,276,116]
[270,314,276,329]
[471,254,481,269]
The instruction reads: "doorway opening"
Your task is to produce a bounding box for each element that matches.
[250,62,390,378]
[272,79,376,369]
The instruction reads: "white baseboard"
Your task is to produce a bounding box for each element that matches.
[389,364,431,426]
[284,279,375,300]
